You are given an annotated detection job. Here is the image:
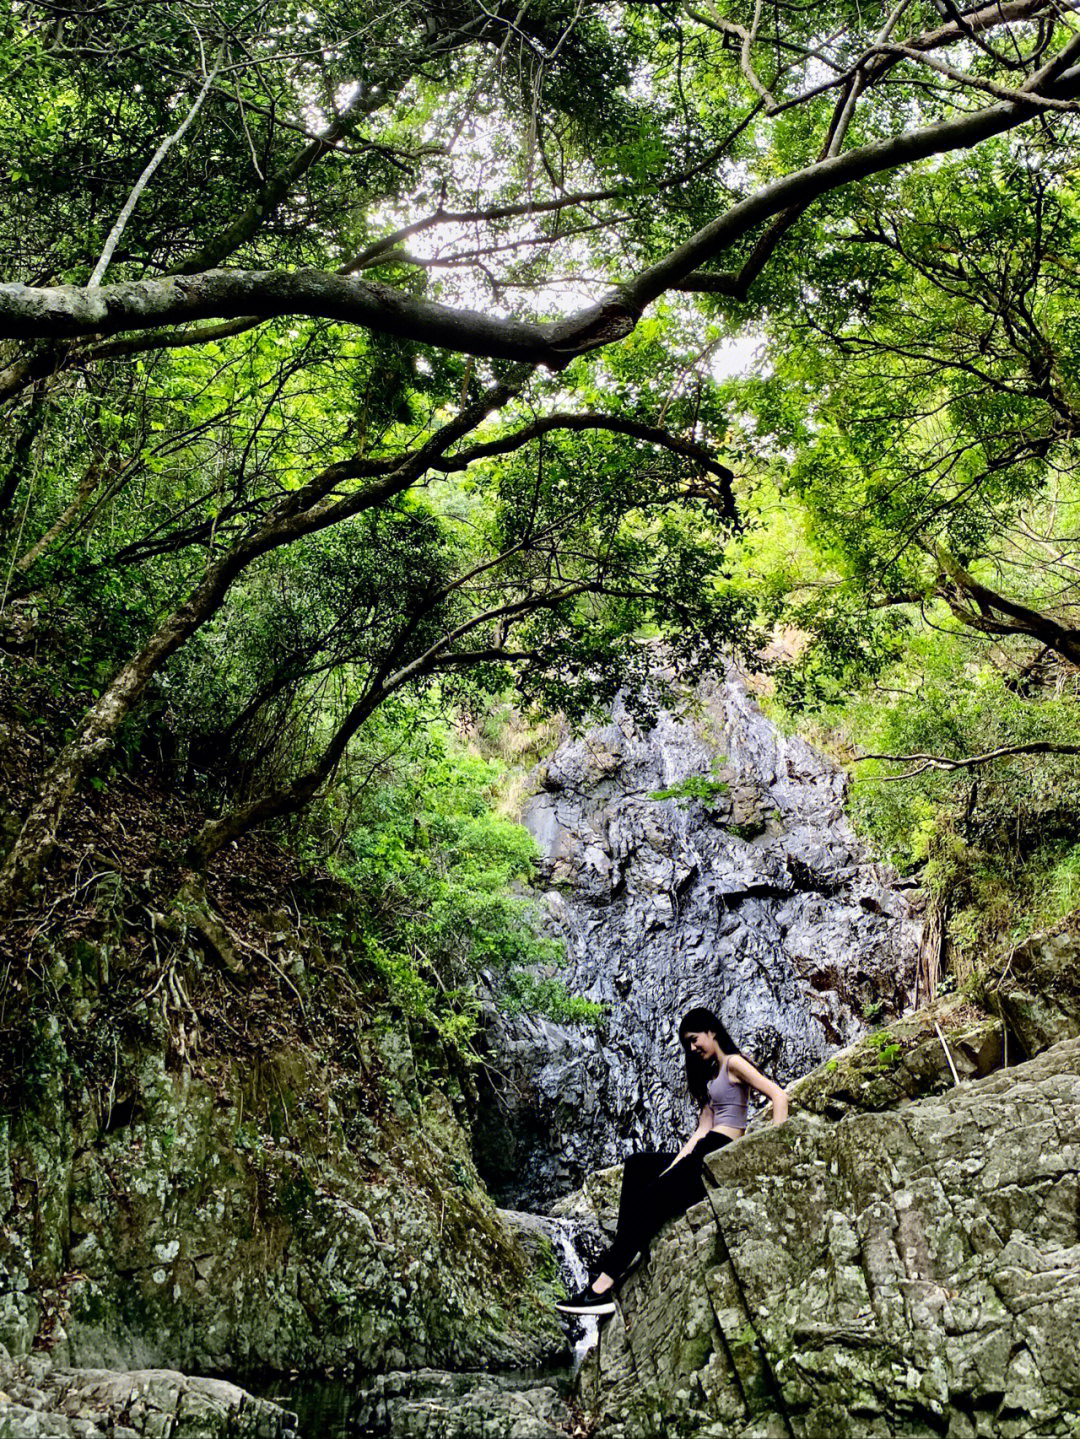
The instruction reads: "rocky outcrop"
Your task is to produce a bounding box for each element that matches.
[0,1007,564,1378]
[784,996,1005,1122]
[476,675,918,1206]
[339,1369,576,1438]
[994,923,1080,1059]
[0,1356,296,1438]
[550,1164,624,1239]
[576,1034,1080,1438]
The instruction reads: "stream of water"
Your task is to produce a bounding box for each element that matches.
[540,1213,598,1369]
[260,1364,578,1438]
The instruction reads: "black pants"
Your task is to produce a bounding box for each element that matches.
[597,1131,731,1280]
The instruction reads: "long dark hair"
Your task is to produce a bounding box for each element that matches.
[678,1007,741,1108]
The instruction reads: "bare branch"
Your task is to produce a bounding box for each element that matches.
[936,546,1080,667]
[857,740,1080,778]
[88,57,223,288]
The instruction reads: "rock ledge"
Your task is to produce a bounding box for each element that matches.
[0,1357,296,1438]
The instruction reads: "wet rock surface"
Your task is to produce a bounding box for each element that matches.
[576,1034,1080,1438]
[0,1355,296,1438]
[476,675,918,1207]
[339,1369,576,1438]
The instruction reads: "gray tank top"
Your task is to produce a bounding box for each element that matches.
[706,1056,749,1128]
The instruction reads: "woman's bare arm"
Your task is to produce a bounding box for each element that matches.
[728,1053,789,1124]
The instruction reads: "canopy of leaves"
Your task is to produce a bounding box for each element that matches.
[7,0,1080,998]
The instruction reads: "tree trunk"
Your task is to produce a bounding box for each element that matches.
[0,550,255,918]
[0,388,48,525]
[15,459,106,575]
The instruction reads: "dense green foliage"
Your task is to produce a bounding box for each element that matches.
[727,139,1080,971]
[6,0,1080,1000]
[650,767,730,805]
[312,714,603,1037]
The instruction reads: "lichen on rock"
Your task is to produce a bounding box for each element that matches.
[0,1355,297,1438]
[0,952,564,1380]
[576,1035,1080,1438]
[992,922,1080,1059]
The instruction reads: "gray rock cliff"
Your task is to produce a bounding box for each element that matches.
[475,675,918,1206]
[0,1358,297,1439]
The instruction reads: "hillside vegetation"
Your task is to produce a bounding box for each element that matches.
[5,0,1080,1414]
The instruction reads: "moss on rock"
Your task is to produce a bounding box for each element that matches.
[577,1035,1080,1438]
[783,998,1004,1123]
[0,961,564,1377]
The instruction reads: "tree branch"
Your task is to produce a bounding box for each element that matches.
[6,58,1080,364]
[935,546,1080,667]
[0,372,528,922]
[856,740,1080,778]
[88,57,223,287]
[435,412,737,520]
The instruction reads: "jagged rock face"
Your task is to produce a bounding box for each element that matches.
[475,676,917,1207]
[577,1034,1080,1439]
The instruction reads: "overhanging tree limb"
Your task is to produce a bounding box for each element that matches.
[92,410,738,565]
[0,373,748,916]
[622,47,1080,314]
[6,56,1080,363]
[856,740,1080,778]
[184,582,597,865]
[434,412,737,520]
[935,545,1080,667]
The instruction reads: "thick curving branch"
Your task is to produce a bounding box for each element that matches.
[5,58,1080,365]
[0,270,569,365]
[1,375,745,915]
[935,546,1080,668]
[184,583,595,866]
[621,52,1080,313]
[434,412,737,519]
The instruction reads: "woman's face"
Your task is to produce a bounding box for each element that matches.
[683,1029,721,1061]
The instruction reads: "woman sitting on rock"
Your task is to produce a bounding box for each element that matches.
[555,1005,788,1316]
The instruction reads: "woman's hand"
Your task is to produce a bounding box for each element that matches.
[660,1104,714,1174]
[729,1054,789,1125]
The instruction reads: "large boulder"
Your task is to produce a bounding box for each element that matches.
[994,924,1080,1057]
[342,1369,575,1438]
[577,1034,1080,1438]
[0,1010,564,1377]
[0,1356,296,1438]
